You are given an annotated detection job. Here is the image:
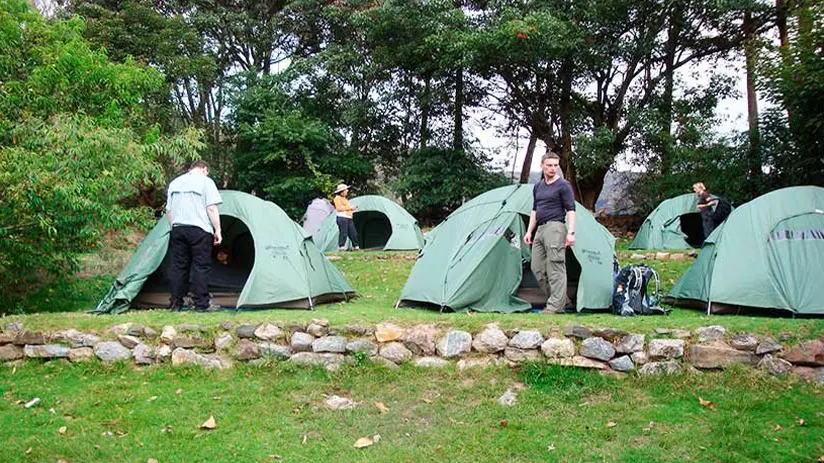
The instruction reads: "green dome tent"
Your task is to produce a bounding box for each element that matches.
[314,195,424,251]
[667,186,824,316]
[94,191,355,314]
[398,184,616,313]
[629,193,713,249]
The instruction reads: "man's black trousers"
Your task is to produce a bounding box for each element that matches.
[169,225,212,310]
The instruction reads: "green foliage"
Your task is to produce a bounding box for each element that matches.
[393,147,508,224]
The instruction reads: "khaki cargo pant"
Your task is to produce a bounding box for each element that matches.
[530,221,568,311]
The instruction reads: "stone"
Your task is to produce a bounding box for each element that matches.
[126,325,145,337]
[14,331,46,346]
[178,324,205,333]
[756,338,782,355]
[259,343,291,360]
[254,323,283,341]
[504,347,542,363]
[235,324,258,339]
[343,324,374,336]
[51,329,99,347]
[373,356,401,370]
[142,327,158,339]
[729,333,759,351]
[615,334,645,354]
[648,339,685,360]
[0,344,24,361]
[68,347,93,362]
[289,352,344,371]
[593,328,629,342]
[325,395,356,410]
[564,325,592,339]
[781,338,824,366]
[630,351,649,365]
[291,332,315,352]
[94,342,132,362]
[654,328,672,335]
[0,332,15,344]
[23,345,71,358]
[696,325,726,343]
[156,344,172,361]
[540,338,575,360]
[472,326,509,353]
[508,330,544,350]
[311,318,330,328]
[306,322,329,338]
[457,358,493,370]
[436,330,472,358]
[174,336,211,350]
[630,253,646,260]
[234,340,261,361]
[547,355,607,369]
[415,357,449,368]
[498,389,517,407]
[670,253,687,261]
[160,326,177,344]
[6,322,23,332]
[609,355,634,372]
[403,324,440,355]
[672,330,693,339]
[379,342,413,364]
[655,252,670,260]
[171,348,229,369]
[375,322,405,343]
[214,333,234,351]
[312,336,348,353]
[638,361,682,376]
[346,340,378,357]
[133,344,155,365]
[792,366,824,384]
[118,335,141,349]
[579,337,616,361]
[109,323,132,336]
[219,320,235,331]
[758,354,793,377]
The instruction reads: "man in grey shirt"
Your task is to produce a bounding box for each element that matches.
[524,152,576,313]
[166,160,223,312]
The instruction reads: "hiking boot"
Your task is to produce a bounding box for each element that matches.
[540,305,565,314]
[338,246,347,251]
[195,304,222,313]
[169,298,188,312]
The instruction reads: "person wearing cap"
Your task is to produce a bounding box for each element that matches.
[333,183,359,251]
[524,152,576,314]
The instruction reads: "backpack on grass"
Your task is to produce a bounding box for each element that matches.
[612,264,669,316]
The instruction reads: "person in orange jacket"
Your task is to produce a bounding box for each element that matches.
[333,184,360,251]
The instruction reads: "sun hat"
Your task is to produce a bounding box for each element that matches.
[333,183,350,194]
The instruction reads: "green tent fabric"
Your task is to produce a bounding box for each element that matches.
[314,195,424,251]
[629,193,712,249]
[94,191,355,314]
[398,184,616,313]
[667,186,824,316]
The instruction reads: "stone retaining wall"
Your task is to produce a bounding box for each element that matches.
[1,321,822,384]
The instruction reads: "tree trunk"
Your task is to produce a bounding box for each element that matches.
[744,10,762,186]
[419,75,432,150]
[453,66,464,151]
[660,2,683,176]
[519,132,539,183]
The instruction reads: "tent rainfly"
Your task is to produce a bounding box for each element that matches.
[302,198,335,236]
[94,191,354,314]
[398,184,616,313]
[630,193,719,250]
[313,195,424,251]
[667,186,824,316]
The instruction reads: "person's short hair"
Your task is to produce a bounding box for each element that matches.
[541,152,561,164]
[190,159,210,170]
[693,182,706,190]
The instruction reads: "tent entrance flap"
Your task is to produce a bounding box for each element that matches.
[766,213,824,314]
[516,249,583,308]
[134,215,255,307]
[354,211,392,249]
[679,213,705,247]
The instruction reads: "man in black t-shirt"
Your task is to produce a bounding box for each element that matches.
[524,153,577,313]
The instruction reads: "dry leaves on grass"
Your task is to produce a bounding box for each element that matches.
[58,426,67,435]
[200,416,216,430]
[354,435,381,448]
[374,402,390,414]
[698,397,715,409]
[547,445,556,452]
[606,421,617,428]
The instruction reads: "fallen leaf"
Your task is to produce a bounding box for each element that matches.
[354,437,374,448]
[269,455,282,460]
[175,389,183,395]
[292,407,301,415]
[148,459,158,463]
[817,456,823,462]
[148,396,158,402]
[373,434,381,443]
[547,444,556,451]
[774,424,783,431]
[58,426,67,435]
[798,419,805,426]
[643,421,655,431]
[24,398,40,408]
[200,416,216,430]
[57,459,68,463]
[25,448,32,455]
[607,421,617,428]
[302,434,307,445]
[421,398,432,404]
[374,402,390,414]
[49,408,56,414]
[698,397,715,409]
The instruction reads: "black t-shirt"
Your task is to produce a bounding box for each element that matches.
[533,178,575,224]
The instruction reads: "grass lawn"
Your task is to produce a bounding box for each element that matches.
[1,359,822,462]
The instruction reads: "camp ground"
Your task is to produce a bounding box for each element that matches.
[630,193,718,249]
[312,195,425,251]
[93,191,354,314]
[667,186,824,316]
[398,184,616,313]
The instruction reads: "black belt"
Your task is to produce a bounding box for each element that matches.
[537,220,565,226]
